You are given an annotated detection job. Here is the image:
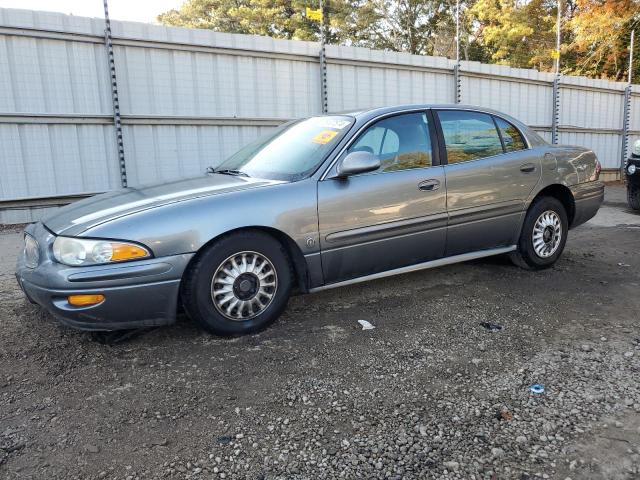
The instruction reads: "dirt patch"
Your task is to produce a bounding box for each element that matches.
[1,200,639,479]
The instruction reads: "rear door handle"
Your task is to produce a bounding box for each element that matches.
[520,163,536,173]
[418,179,441,191]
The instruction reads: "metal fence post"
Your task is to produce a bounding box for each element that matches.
[621,30,635,180]
[454,0,461,104]
[319,0,328,114]
[103,0,127,188]
[551,76,560,144]
[453,64,461,104]
[621,85,632,178]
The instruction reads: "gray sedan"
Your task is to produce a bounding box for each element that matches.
[15,105,604,335]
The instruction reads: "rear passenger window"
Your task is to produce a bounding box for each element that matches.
[437,110,504,163]
[495,117,527,152]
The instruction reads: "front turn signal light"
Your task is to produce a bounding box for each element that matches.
[68,294,105,307]
[111,244,149,262]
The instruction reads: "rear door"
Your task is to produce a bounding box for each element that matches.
[435,110,541,256]
[317,111,447,284]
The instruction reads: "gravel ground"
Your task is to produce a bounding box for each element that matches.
[1,185,639,480]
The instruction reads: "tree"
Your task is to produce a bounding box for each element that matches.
[567,0,639,80]
[158,0,640,80]
[158,0,313,40]
[158,0,381,44]
[363,0,457,55]
[158,0,461,56]
[467,0,558,70]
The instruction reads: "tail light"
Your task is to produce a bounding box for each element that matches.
[594,158,601,180]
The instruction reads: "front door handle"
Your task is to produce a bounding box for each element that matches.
[418,179,441,191]
[520,163,536,173]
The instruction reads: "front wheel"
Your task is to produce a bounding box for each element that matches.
[510,196,568,270]
[181,231,292,335]
[628,184,640,210]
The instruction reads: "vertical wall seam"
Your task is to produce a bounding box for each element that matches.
[621,85,632,176]
[552,76,560,144]
[454,63,461,104]
[319,0,328,113]
[103,0,127,188]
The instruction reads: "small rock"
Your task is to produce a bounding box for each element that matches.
[443,460,459,471]
[624,351,634,358]
[492,447,505,457]
[85,444,100,454]
[581,344,593,352]
[516,435,528,444]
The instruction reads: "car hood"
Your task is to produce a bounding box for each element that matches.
[44,174,285,236]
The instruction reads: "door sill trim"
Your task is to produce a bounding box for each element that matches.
[309,246,517,293]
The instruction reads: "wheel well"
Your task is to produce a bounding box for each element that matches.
[532,184,576,226]
[185,226,310,294]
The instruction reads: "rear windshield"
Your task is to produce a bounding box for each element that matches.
[216,115,355,181]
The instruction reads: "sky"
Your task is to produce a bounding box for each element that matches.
[0,0,183,23]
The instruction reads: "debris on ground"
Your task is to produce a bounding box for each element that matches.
[529,383,545,394]
[479,321,503,332]
[498,409,514,421]
[357,320,375,330]
[1,197,640,479]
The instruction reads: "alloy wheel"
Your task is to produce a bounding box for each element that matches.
[211,251,277,320]
[532,210,562,258]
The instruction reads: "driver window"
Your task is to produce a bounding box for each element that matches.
[347,112,432,173]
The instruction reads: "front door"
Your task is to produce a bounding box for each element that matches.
[435,110,541,256]
[318,111,447,284]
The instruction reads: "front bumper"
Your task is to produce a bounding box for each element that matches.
[15,222,194,331]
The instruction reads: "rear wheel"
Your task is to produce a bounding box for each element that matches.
[628,184,640,210]
[181,231,292,335]
[510,196,568,270]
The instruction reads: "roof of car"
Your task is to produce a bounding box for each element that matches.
[332,104,547,147]
[337,104,505,119]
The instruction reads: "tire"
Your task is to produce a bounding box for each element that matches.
[181,231,292,335]
[628,185,640,211]
[509,196,568,270]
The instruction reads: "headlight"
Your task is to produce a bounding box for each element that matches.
[24,234,40,269]
[52,237,151,266]
[629,164,637,175]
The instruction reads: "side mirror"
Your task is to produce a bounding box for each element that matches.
[336,151,381,178]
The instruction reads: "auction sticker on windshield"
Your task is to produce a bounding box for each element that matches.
[312,130,339,144]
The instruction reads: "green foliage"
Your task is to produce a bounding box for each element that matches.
[158,0,640,81]
[468,0,557,70]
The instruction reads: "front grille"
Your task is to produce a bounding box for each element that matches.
[24,234,40,269]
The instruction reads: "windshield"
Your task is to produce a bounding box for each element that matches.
[215,115,354,181]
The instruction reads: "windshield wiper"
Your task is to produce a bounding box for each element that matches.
[206,167,250,177]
